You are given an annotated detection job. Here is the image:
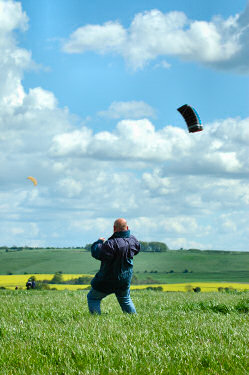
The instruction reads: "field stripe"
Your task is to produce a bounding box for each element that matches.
[1,275,249,291]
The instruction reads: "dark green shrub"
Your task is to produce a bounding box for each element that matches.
[146,286,163,291]
[35,282,50,290]
[211,304,230,314]
[235,299,249,313]
[50,272,63,284]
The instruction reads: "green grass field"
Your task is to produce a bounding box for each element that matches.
[0,289,248,374]
[1,248,249,283]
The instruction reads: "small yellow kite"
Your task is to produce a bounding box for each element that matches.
[27,176,38,186]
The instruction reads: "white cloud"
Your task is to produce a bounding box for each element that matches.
[22,87,58,110]
[50,119,192,162]
[50,116,249,178]
[98,101,155,119]
[51,128,92,156]
[11,227,24,235]
[0,0,28,33]
[0,1,31,108]
[63,21,126,54]
[154,60,171,69]
[62,5,249,72]
[57,178,83,198]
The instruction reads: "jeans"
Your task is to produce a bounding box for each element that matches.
[87,287,136,314]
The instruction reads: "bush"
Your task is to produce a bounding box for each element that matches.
[211,304,230,314]
[235,299,249,313]
[68,276,92,285]
[146,286,163,291]
[35,282,50,290]
[50,272,64,284]
[185,285,193,292]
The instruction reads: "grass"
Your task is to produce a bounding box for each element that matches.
[0,290,248,374]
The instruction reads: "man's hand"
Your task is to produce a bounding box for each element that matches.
[99,237,105,242]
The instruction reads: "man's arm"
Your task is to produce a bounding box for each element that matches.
[91,239,104,260]
[91,239,115,261]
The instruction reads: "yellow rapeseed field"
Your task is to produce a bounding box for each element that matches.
[0,274,93,288]
[130,282,249,292]
[1,275,249,292]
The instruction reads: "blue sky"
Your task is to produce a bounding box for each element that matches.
[20,0,248,127]
[0,0,249,249]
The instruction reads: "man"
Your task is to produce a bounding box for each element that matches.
[26,279,32,290]
[87,218,140,314]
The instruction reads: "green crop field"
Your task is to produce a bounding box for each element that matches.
[0,289,248,374]
[0,248,249,283]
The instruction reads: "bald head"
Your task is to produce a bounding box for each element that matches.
[114,218,128,232]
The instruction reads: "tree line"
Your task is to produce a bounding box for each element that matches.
[1,241,169,253]
[84,241,169,252]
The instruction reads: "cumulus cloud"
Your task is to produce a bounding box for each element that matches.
[62,5,249,72]
[0,1,31,108]
[21,87,58,111]
[0,0,28,33]
[47,115,249,250]
[50,119,192,162]
[98,101,155,119]
[63,21,126,54]
[50,116,249,178]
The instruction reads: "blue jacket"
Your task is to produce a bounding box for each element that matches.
[91,230,140,293]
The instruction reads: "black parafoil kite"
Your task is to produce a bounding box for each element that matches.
[177,104,203,133]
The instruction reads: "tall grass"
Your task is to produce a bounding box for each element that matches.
[0,290,248,374]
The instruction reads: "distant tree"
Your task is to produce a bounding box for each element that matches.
[84,244,92,251]
[185,284,193,292]
[140,242,150,252]
[35,281,50,290]
[50,272,64,284]
[67,276,92,285]
[140,241,169,252]
[150,242,169,252]
[193,287,201,293]
[183,269,189,273]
